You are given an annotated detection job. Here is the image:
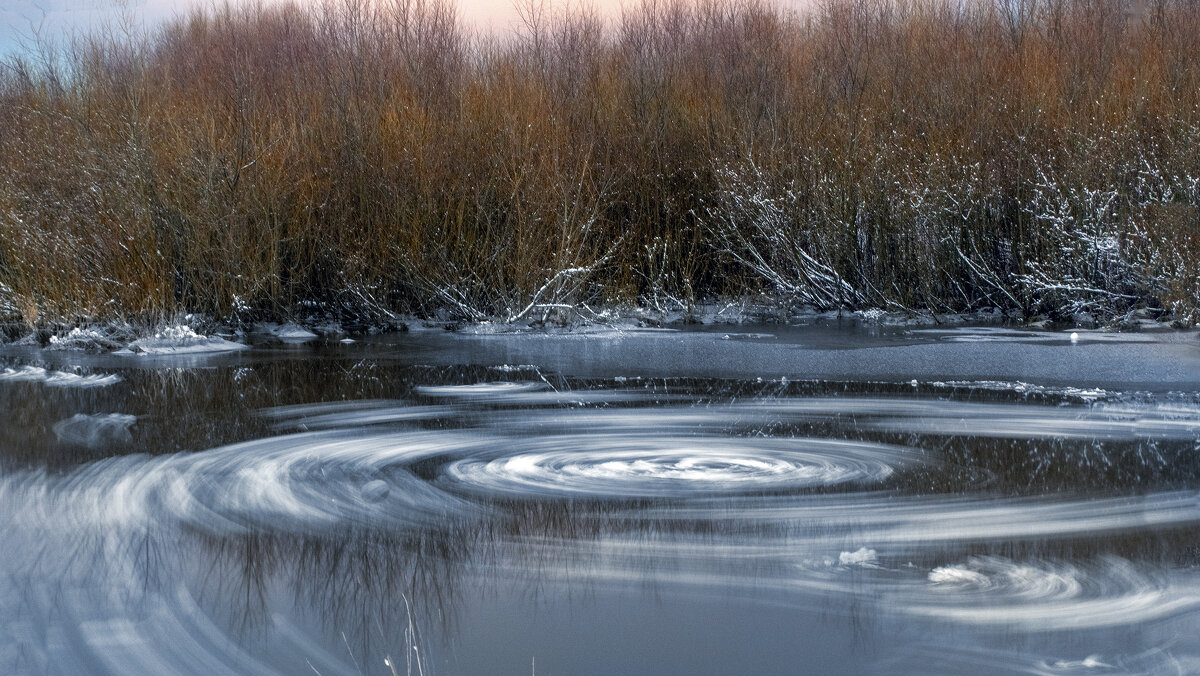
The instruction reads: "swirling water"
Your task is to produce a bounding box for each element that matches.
[2,324,1200,674]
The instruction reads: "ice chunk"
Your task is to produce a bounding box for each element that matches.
[116,325,247,356]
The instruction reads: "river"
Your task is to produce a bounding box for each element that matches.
[3,321,1200,674]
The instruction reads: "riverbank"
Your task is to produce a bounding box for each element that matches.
[3,0,1200,328]
[0,300,1190,357]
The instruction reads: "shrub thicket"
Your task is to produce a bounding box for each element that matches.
[2,0,1198,325]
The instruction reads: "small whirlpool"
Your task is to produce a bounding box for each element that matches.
[443,435,918,498]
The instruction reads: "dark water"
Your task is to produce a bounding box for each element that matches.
[3,323,1200,675]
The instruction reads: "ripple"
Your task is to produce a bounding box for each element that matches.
[259,400,457,430]
[647,491,1200,546]
[750,398,1200,442]
[0,430,485,536]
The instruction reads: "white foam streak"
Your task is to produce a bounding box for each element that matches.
[0,430,483,537]
[0,365,122,388]
[260,400,456,430]
[655,491,1200,544]
[751,398,1200,441]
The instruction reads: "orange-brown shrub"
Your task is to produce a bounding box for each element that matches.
[1,0,1199,324]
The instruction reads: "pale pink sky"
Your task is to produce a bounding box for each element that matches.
[1,0,808,57]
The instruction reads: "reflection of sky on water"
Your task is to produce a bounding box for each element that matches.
[2,327,1200,673]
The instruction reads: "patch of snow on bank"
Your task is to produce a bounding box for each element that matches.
[0,365,122,388]
[46,327,123,351]
[115,325,247,356]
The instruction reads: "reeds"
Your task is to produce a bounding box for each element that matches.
[2,0,1198,325]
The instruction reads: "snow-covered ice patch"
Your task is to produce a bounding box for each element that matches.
[115,325,247,356]
[255,322,319,341]
[0,365,122,388]
[857,309,886,321]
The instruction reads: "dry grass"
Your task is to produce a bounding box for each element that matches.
[2,0,1199,325]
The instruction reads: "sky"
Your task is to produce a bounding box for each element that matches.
[1,0,178,57]
[0,0,578,58]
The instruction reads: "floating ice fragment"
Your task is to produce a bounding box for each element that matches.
[929,565,991,586]
[256,322,319,341]
[1049,655,1112,670]
[0,365,122,388]
[839,547,877,566]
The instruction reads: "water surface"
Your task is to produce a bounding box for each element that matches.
[3,323,1200,674]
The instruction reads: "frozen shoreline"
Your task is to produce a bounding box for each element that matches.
[0,301,1191,356]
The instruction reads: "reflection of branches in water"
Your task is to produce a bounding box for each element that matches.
[194,533,285,638]
[134,457,1200,649]
[10,354,1200,497]
[7,353,1200,675]
[5,468,1200,675]
[184,525,479,660]
[173,498,813,657]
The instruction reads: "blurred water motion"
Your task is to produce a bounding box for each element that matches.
[2,327,1200,674]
